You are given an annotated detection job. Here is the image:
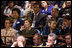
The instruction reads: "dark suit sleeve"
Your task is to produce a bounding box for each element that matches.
[17,30,24,35]
[35,13,47,28]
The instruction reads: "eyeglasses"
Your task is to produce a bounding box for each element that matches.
[5,22,10,24]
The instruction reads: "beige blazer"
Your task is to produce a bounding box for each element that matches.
[1,27,17,43]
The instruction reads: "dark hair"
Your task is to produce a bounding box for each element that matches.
[24,17,32,26]
[12,8,21,17]
[63,16,71,20]
[65,33,71,37]
[8,1,14,4]
[5,18,12,24]
[50,18,56,24]
[35,33,43,42]
[52,7,59,12]
[40,1,49,5]
[34,2,41,8]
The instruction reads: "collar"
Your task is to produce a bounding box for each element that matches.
[67,45,71,47]
[39,43,43,47]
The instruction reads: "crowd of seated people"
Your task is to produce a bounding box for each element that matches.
[1,1,71,47]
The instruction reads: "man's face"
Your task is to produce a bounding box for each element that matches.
[65,35,71,44]
[50,21,56,29]
[33,35,39,45]
[12,11,19,19]
[47,36,54,46]
[9,2,14,8]
[63,19,68,26]
[66,1,71,7]
[33,4,40,14]
[5,20,11,28]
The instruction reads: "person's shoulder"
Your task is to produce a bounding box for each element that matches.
[5,6,9,9]
[1,28,5,31]
[18,18,24,21]
[43,42,46,46]
[31,28,36,30]
[31,28,38,32]
[56,44,67,47]
[50,5,54,7]
[10,28,17,32]
[55,28,59,30]
[54,44,61,47]
[48,5,54,9]
[39,13,47,16]
[40,8,45,12]
[14,5,21,9]
[10,27,15,30]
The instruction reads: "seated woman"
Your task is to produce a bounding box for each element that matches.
[18,17,39,46]
[18,17,38,35]
[1,18,17,46]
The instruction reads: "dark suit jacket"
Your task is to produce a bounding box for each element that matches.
[42,26,60,35]
[18,28,38,35]
[35,13,47,29]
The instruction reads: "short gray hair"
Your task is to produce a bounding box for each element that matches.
[48,33,57,40]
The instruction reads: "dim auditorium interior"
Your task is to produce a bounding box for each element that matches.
[1,1,71,47]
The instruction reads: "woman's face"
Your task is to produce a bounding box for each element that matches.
[12,11,19,19]
[41,1,48,8]
[50,21,56,29]
[51,9,58,18]
[5,20,11,28]
[24,20,31,28]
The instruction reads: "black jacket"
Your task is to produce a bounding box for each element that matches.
[18,28,38,35]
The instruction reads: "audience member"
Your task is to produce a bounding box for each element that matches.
[42,18,59,35]
[12,8,24,31]
[18,17,38,35]
[4,1,14,17]
[1,1,71,47]
[1,18,17,45]
[33,33,46,46]
[32,2,47,32]
[65,33,71,47]
[46,33,60,47]
[40,1,54,16]
[11,35,27,47]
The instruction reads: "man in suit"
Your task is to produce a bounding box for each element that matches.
[33,33,46,47]
[46,33,60,47]
[65,33,71,47]
[32,2,47,32]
